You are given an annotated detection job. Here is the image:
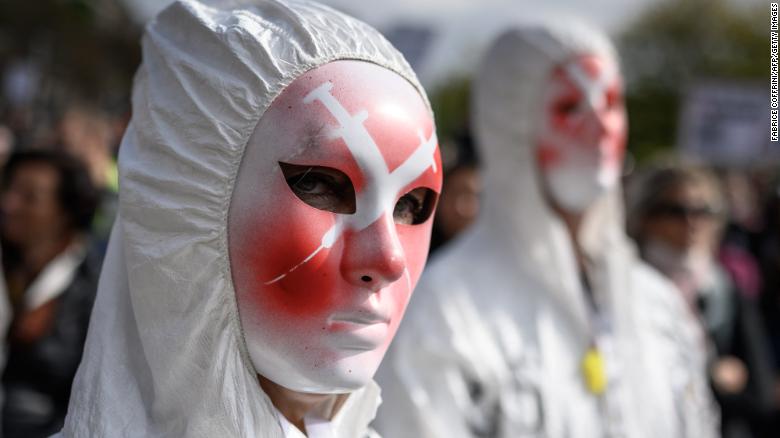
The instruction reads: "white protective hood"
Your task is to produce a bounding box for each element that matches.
[375,20,718,437]
[57,1,427,436]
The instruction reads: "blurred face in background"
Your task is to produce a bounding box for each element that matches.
[433,165,481,242]
[535,54,627,213]
[229,60,441,393]
[641,181,722,255]
[1,162,69,249]
[59,106,113,189]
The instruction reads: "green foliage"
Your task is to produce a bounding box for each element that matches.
[618,0,767,162]
[0,0,141,104]
[428,76,472,143]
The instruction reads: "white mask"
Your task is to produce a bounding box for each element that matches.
[228,60,441,393]
[536,54,627,213]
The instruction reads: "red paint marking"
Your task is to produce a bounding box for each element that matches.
[536,54,627,171]
[229,60,442,367]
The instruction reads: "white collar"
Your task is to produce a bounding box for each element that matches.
[274,381,381,438]
[23,240,87,310]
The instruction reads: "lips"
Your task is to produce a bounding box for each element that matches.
[326,305,392,351]
[328,309,390,325]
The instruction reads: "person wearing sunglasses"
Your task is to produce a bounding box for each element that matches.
[630,165,776,438]
[375,21,717,438]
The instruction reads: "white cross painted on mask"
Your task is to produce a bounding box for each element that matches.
[264,81,437,285]
[563,61,616,113]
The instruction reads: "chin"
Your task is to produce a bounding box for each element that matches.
[255,345,388,394]
[317,348,387,393]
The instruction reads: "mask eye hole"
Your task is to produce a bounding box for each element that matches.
[555,97,581,116]
[605,87,622,110]
[394,187,437,225]
[279,162,356,214]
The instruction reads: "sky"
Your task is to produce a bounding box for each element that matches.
[123,0,765,88]
[322,0,653,29]
[318,0,660,87]
[127,0,655,29]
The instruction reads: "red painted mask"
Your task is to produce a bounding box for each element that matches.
[536,54,627,212]
[228,60,441,393]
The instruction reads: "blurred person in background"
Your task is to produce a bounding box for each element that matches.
[0,149,100,438]
[719,170,765,302]
[56,103,119,249]
[0,126,14,170]
[430,131,481,253]
[375,20,718,437]
[0,166,10,435]
[630,165,777,438]
[0,58,40,152]
[57,104,117,194]
[758,175,780,434]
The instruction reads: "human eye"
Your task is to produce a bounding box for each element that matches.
[279,162,356,214]
[554,96,581,116]
[393,187,437,225]
[606,87,622,110]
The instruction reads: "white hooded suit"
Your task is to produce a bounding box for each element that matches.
[374,21,718,438]
[55,1,428,436]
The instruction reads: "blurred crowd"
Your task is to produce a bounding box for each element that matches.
[1,43,777,438]
[0,94,123,436]
[427,132,780,437]
[0,1,774,438]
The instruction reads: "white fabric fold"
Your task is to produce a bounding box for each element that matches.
[57,1,424,436]
[375,19,719,438]
[275,382,381,438]
[23,241,86,311]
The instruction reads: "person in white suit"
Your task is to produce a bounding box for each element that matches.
[375,20,718,438]
[54,1,442,436]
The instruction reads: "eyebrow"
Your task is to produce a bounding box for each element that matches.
[299,123,330,152]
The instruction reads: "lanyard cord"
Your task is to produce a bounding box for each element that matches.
[580,268,627,438]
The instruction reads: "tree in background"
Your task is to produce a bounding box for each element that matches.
[427,76,471,167]
[429,0,766,166]
[618,0,766,162]
[0,0,141,148]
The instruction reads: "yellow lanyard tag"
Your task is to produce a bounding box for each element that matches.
[581,347,607,395]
